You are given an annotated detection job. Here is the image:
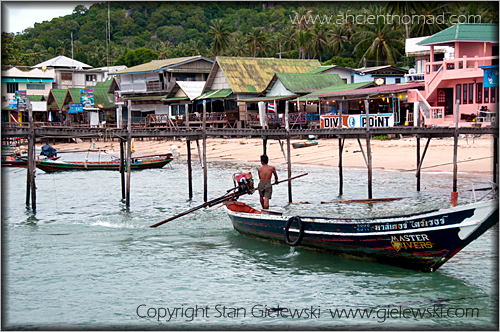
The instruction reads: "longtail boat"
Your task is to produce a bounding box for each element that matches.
[224,188,498,272]
[35,153,173,173]
[292,140,318,149]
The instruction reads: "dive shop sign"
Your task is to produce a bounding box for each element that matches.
[320,114,394,128]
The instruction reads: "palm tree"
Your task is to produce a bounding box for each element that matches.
[295,29,313,59]
[385,2,429,39]
[229,32,249,57]
[208,19,231,57]
[409,3,450,38]
[352,8,405,66]
[291,7,313,32]
[56,39,70,56]
[246,27,267,57]
[328,24,350,56]
[157,41,173,59]
[309,22,328,61]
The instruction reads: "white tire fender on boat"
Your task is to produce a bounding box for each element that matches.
[284,216,305,246]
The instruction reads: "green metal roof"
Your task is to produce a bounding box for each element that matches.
[93,87,114,109]
[48,89,68,109]
[196,89,233,100]
[215,57,321,94]
[123,95,166,100]
[162,97,189,102]
[418,24,499,46]
[307,66,335,74]
[236,95,298,102]
[275,73,344,94]
[112,56,211,75]
[26,95,44,102]
[67,88,81,103]
[298,82,375,101]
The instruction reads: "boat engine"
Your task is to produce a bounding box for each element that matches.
[233,172,255,195]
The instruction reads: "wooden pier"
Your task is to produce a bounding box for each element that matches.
[2,123,498,210]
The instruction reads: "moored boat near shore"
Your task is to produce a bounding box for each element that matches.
[224,197,498,272]
[35,153,173,172]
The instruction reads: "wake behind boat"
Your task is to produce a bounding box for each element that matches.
[35,153,173,172]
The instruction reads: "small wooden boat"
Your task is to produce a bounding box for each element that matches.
[292,140,318,149]
[35,153,173,173]
[224,198,498,272]
[2,155,60,167]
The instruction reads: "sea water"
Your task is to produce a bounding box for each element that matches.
[2,155,498,330]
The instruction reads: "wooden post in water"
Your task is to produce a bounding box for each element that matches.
[126,100,132,206]
[494,107,499,187]
[26,105,36,210]
[364,99,372,199]
[287,131,292,203]
[203,100,208,202]
[339,137,344,196]
[263,137,267,156]
[187,139,193,200]
[120,138,125,199]
[452,100,460,193]
[416,135,421,191]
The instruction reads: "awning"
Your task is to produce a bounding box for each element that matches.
[236,95,298,102]
[196,89,232,100]
[162,97,189,102]
[1,78,54,83]
[123,95,166,100]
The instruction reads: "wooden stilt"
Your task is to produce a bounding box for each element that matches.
[187,139,193,200]
[263,137,267,156]
[416,135,421,191]
[26,106,36,210]
[339,137,344,196]
[287,132,292,203]
[453,100,460,193]
[203,100,208,202]
[195,139,203,167]
[416,138,431,192]
[278,139,287,163]
[120,138,125,199]
[126,100,132,207]
[365,99,372,199]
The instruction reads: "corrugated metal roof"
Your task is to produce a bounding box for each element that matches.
[2,77,54,83]
[307,66,335,74]
[196,89,233,100]
[162,97,189,102]
[298,82,376,101]
[48,89,68,109]
[236,95,299,102]
[418,24,499,46]
[176,81,205,100]
[310,82,425,99]
[275,73,344,93]
[93,87,114,109]
[26,95,44,102]
[216,57,321,93]
[112,56,212,75]
[32,55,92,69]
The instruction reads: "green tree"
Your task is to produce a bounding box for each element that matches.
[309,22,328,61]
[208,19,231,57]
[114,47,158,67]
[246,27,266,57]
[352,8,404,66]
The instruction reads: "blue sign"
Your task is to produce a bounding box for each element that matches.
[69,103,83,114]
[8,99,17,109]
[480,65,499,88]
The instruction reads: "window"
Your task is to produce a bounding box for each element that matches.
[469,83,474,104]
[61,73,73,81]
[395,78,401,84]
[477,83,482,103]
[6,82,18,93]
[456,84,461,104]
[437,89,446,103]
[27,83,45,90]
[491,87,496,103]
[484,86,489,103]
[171,105,178,116]
[86,74,96,82]
[463,84,467,104]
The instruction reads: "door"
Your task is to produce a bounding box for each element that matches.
[445,88,454,115]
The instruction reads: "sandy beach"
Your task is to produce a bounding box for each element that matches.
[49,134,495,174]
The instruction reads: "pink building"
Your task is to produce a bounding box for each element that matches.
[408,24,498,127]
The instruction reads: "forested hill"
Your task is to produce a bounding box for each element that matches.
[2,2,498,69]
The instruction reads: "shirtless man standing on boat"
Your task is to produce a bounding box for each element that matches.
[258,155,278,210]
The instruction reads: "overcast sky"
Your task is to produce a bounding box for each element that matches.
[2,1,95,34]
